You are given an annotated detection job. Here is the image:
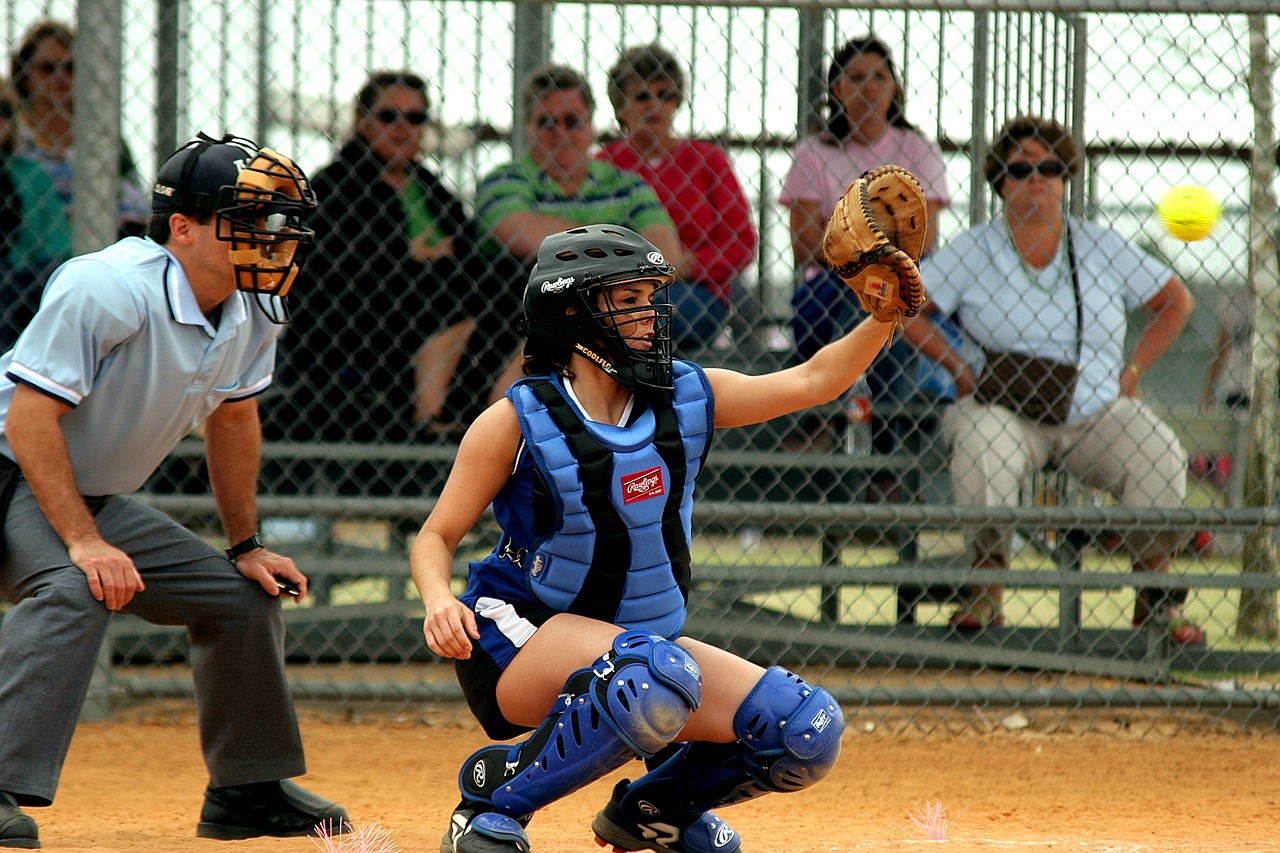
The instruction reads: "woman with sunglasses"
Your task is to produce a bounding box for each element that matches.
[9,20,148,236]
[264,69,487,443]
[0,78,70,351]
[598,44,759,353]
[900,114,1200,642]
[780,35,951,453]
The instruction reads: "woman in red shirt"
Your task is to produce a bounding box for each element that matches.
[598,44,759,352]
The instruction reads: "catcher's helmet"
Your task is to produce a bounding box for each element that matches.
[153,132,317,323]
[524,225,676,391]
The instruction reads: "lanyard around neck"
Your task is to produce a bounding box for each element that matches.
[1002,218,1083,366]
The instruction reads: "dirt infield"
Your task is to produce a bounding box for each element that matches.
[33,705,1280,852]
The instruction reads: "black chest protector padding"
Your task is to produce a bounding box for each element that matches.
[529,381,693,624]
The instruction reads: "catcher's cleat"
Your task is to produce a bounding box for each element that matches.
[591,781,741,853]
[440,806,532,853]
[196,780,350,840]
[0,791,39,849]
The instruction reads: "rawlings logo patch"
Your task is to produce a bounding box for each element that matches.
[530,554,544,577]
[646,251,665,265]
[621,467,665,504]
[540,276,574,293]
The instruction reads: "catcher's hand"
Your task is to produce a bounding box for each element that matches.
[822,164,928,323]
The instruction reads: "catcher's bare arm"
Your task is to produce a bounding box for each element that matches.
[708,315,893,429]
[823,164,929,323]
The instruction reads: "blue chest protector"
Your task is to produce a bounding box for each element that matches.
[506,361,713,638]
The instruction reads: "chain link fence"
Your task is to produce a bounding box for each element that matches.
[2,0,1279,734]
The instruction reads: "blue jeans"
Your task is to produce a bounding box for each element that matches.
[790,269,911,407]
[663,281,728,353]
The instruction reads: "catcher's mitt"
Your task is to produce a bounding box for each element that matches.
[822,164,928,323]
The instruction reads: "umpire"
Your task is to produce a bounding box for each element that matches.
[0,134,350,848]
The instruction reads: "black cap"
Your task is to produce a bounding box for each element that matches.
[151,133,258,213]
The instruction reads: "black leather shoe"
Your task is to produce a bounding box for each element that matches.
[196,780,350,840]
[0,792,38,849]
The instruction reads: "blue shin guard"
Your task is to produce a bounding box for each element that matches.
[457,631,702,823]
[593,666,843,852]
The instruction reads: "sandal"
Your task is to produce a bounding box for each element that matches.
[948,592,1005,628]
[1133,610,1205,645]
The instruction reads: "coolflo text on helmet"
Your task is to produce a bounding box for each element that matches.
[152,132,317,323]
[523,225,676,391]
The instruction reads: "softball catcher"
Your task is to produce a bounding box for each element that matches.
[412,199,925,852]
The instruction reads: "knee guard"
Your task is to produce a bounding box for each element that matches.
[592,629,702,756]
[614,666,844,820]
[733,666,843,793]
[458,630,702,819]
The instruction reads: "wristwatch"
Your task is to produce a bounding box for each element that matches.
[225,533,264,561]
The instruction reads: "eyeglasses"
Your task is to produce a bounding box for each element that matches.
[534,113,589,132]
[630,89,679,104]
[1004,159,1068,181]
[33,59,74,76]
[372,108,429,126]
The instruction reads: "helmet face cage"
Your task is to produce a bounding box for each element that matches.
[216,147,317,324]
[524,225,677,391]
[575,279,674,391]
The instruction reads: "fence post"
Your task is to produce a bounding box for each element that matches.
[511,1,551,158]
[154,0,181,168]
[73,0,123,255]
[1238,13,1279,641]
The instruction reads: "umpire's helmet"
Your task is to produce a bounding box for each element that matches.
[153,132,317,324]
[524,225,676,391]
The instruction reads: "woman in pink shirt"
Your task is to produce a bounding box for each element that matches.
[598,44,759,352]
[780,35,951,451]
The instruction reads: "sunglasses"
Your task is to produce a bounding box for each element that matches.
[630,89,679,104]
[534,113,588,132]
[33,59,74,75]
[1004,159,1068,181]
[372,108,428,126]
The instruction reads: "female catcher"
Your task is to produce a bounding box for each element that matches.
[412,185,922,852]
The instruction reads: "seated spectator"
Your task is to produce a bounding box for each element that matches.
[780,35,950,452]
[900,115,1200,642]
[10,19,148,236]
[0,80,70,350]
[472,64,684,395]
[598,43,759,352]
[265,70,489,443]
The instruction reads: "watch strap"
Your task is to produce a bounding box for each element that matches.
[225,533,263,561]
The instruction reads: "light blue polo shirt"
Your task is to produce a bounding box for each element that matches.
[0,237,282,496]
[922,217,1173,423]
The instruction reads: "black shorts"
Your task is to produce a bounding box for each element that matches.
[455,604,558,741]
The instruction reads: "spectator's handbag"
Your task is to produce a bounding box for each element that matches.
[974,226,1082,426]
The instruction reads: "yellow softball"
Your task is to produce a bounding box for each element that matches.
[1157,185,1221,242]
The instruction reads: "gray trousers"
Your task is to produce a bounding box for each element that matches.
[0,482,306,806]
[943,395,1188,566]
